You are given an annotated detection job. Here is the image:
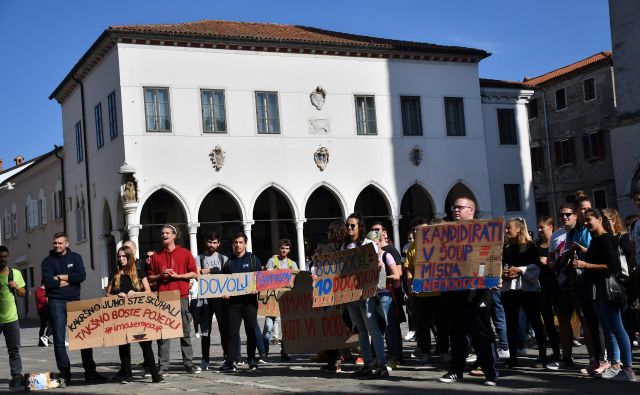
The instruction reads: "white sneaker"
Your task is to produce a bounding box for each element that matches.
[497,349,510,359]
[194,332,201,338]
[466,354,477,364]
[600,366,622,379]
[40,336,49,347]
[404,331,416,341]
[64,340,69,347]
[612,367,636,382]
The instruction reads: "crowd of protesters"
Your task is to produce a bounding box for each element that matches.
[3,188,640,391]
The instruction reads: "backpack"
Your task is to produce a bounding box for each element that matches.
[6,267,21,319]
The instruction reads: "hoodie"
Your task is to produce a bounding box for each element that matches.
[41,249,87,301]
[147,245,197,298]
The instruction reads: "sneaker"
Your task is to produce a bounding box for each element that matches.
[280,352,291,362]
[257,358,268,365]
[418,354,431,365]
[484,379,497,386]
[142,367,152,378]
[355,356,365,365]
[404,331,416,341]
[200,361,210,371]
[40,336,49,347]
[236,360,245,366]
[157,369,170,377]
[249,362,258,371]
[466,354,477,364]
[387,359,398,370]
[152,376,166,384]
[497,348,510,359]
[545,357,574,371]
[599,366,622,379]
[119,376,133,384]
[320,360,342,373]
[352,366,372,378]
[9,376,25,392]
[580,360,601,375]
[593,361,610,376]
[185,365,202,374]
[439,372,461,383]
[572,339,582,347]
[367,367,390,379]
[469,369,485,377]
[194,332,201,338]
[439,352,452,363]
[214,362,237,373]
[84,371,107,381]
[612,367,637,382]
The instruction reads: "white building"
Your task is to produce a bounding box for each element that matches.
[48,20,536,298]
[0,148,65,319]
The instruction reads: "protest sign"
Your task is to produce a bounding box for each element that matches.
[257,289,281,317]
[412,218,504,292]
[255,269,296,292]
[280,272,357,353]
[66,291,182,350]
[198,272,256,298]
[310,243,379,307]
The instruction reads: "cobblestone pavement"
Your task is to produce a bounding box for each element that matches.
[2,318,639,394]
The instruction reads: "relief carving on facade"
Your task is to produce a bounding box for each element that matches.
[409,145,423,166]
[310,86,327,110]
[314,146,330,171]
[209,145,226,171]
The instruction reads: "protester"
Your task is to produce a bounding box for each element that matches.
[438,197,498,386]
[35,280,52,347]
[573,208,635,381]
[401,230,416,342]
[216,232,262,372]
[146,224,201,376]
[42,232,105,384]
[501,217,548,367]
[107,246,164,384]
[196,232,229,371]
[264,239,297,362]
[1,246,26,392]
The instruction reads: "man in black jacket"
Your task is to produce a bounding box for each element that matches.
[41,232,105,384]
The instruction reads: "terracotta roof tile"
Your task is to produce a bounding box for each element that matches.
[522,51,612,86]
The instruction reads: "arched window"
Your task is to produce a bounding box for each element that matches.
[53,180,64,220]
[10,203,16,236]
[3,209,11,239]
[75,195,87,241]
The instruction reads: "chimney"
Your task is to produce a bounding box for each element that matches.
[14,156,24,166]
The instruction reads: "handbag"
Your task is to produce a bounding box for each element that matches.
[605,272,628,309]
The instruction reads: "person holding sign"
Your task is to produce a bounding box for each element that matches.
[41,232,106,385]
[216,232,263,372]
[107,246,164,384]
[147,225,201,376]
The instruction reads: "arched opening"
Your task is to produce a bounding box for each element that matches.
[399,184,435,247]
[354,185,391,237]
[304,186,344,257]
[198,188,244,258]
[102,202,116,276]
[139,189,189,254]
[252,187,296,263]
[444,182,477,220]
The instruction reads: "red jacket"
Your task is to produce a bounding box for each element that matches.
[147,245,197,298]
[35,287,48,312]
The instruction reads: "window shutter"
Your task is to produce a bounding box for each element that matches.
[582,135,590,161]
[41,196,47,225]
[597,131,606,159]
[554,142,562,165]
[568,138,576,163]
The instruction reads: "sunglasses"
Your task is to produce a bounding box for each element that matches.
[451,205,472,211]
[371,228,382,232]
[345,223,357,229]
[560,213,574,218]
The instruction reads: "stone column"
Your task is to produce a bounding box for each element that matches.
[295,219,306,270]
[123,201,140,258]
[127,225,142,259]
[188,222,200,257]
[244,221,254,252]
[391,216,401,249]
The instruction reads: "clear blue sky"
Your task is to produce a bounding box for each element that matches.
[0,0,611,167]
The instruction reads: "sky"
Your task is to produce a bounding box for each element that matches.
[0,0,612,167]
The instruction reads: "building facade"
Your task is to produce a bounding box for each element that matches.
[48,21,536,298]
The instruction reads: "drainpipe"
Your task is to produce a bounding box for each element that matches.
[54,145,67,235]
[72,77,95,270]
[541,91,557,216]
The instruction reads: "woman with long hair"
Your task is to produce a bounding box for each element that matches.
[107,246,163,384]
[573,209,636,381]
[501,217,548,367]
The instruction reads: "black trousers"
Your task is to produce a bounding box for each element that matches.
[199,299,230,362]
[443,289,497,380]
[118,341,161,380]
[37,310,52,339]
[539,285,561,358]
[226,295,258,364]
[502,290,547,361]
[413,296,439,354]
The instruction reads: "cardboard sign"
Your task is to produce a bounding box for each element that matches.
[66,291,182,350]
[311,243,379,307]
[255,269,296,292]
[280,272,357,353]
[257,289,281,317]
[413,218,504,292]
[198,272,256,298]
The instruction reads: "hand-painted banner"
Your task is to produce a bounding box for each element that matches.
[255,269,296,292]
[280,272,357,353]
[311,243,379,307]
[66,291,182,350]
[413,218,504,292]
[257,289,281,317]
[199,270,297,298]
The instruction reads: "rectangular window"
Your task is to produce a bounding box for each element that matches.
[94,103,104,148]
[75,121,83,162]
[593,189,607,209]
[504,184,522,212]
[255,91,280,134]
[107,91,118,139]
[531,146,544,172]
[54,189,64,219]
[527,98,538,120]
[355,95,377,135]
[582,130,605,161]
[555,88,567,111]
[497,108,518,145]
[444,97,466,136]
[400,96,423,136]
[583,78,596,102]
[144,87,171,132]
[201,90,227,133]
[554,138,575,166]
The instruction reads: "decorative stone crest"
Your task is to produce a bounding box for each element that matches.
[314,146,330,171]
[310,86,327,110]
[209,145,226,171]
[409,145,423,166]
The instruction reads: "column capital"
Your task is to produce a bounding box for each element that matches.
[188,222,200,234]
[295,218,306,229]
[391,215,401,225]
[127,224,142,235]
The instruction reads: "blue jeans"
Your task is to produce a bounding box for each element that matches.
[263,316,284,356]
[254,321,266,357]
[593,282,632,366]
[48,299,96,373]
[379,293,402,360]
[346,298,386,368]
[491,289,509,350]
[0,320,21,378]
